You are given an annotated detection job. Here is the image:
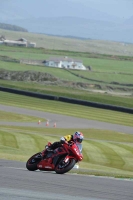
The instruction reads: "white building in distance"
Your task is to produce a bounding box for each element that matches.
[0,36,36,47]
[45,56,86,70]
[4,39,27,47]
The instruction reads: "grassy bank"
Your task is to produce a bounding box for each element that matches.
[1,80,133,109]
[0,48,133,74]
[0,91,133,126]
[1,60,133,85]
[0,110,45,122]
[0,45,133,108]
[0,126,133,178]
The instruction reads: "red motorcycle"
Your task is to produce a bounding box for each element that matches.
[26,141,83,174]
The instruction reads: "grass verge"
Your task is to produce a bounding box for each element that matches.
[0,126,133,178]
[0,91,133,126]
[1,80,133,109]
[0,110,45,122]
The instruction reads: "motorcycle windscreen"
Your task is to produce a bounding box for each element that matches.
[76,143,82,153]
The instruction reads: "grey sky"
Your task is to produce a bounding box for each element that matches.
[1,0,133,19]
[69,0,133,18]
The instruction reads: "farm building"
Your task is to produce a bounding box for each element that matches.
[45,56,86,70]
[4,40,27,47]
[17,38,27,42]
[17,38,36,47]
[0,36,36,47]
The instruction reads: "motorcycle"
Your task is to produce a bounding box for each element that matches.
[26,141,83,174]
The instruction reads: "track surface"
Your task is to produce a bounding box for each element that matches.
[0,104,133,133]
[0,104,133,200]
[0,160,133,200]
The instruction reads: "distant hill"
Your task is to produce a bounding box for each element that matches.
[0,0,121,22]
[5,16,133,43]
[1,0,133,43]
[0,23,28,32]
[5,17,118,38]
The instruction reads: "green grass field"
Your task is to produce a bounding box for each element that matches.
[1,80,133,108]
[72,70,133,84]
[1,28,133,56]
[1,59,133,85]
[0,47,133,74]
[0,91,133,127]
[0,89,133,177]
[0,110,45,122]
[0,61,90,83]
[0,45,133,95]
[0,126,133,178]
[0,45,133,108]
[0,32,133,178]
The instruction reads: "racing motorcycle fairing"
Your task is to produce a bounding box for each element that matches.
[26,141,83,174]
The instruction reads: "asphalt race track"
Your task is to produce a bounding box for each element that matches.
[0,160,133,200]
[0,104,133,200]
[0,104,133,134]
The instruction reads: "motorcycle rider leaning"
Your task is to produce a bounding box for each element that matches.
[46,131,84,152]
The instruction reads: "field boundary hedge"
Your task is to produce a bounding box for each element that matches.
[0,86,133,114]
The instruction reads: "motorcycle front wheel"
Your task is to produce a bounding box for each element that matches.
[55,158,76,174]
[26,152,42,171]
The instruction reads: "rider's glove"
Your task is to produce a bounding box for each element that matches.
[60,137,66,144]
[61,140,66,144]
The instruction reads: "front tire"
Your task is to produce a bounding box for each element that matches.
[26,152,42,171]
[55,158,76,174]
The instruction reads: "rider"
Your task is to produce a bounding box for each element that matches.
[46,131,84,152]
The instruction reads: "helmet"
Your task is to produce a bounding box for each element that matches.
[73,131,84,143]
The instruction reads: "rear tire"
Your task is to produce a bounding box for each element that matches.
[55,158,76,174]
[26,153,42,171]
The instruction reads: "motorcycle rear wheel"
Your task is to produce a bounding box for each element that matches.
[26,152,42,171]
[55,158,76,174]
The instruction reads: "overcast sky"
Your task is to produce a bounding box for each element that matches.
[1,0,133,19]
[69,0,133,18]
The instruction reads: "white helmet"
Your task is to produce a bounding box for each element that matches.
[73,131,84,143]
